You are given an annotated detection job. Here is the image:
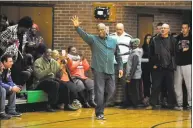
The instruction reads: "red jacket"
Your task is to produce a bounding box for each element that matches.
[67,58,90,79]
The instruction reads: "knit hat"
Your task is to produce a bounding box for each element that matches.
[32,23,40,31]
[130,38,140,47]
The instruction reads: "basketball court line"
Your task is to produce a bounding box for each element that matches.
[23,113,119,127]
[151,119,191,128]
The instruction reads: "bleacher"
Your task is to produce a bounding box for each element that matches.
[5,90,48,105]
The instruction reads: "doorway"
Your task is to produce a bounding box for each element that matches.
[137,15,154,47]
[0,5,53,48]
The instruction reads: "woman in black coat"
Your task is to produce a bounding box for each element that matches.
[142,34,152,101]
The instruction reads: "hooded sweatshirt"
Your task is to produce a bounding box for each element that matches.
[126,48,143,80]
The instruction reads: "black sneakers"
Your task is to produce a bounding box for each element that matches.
[46,104,56,112]
[7,111,22,117]
[0,113,11,120]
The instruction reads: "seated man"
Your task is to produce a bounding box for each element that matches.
[67,46,96,107]
[0,54,22,119]
[0,86,11,120]
[32,45,78,112]
[0,61,11,120]
[32,47,60,112]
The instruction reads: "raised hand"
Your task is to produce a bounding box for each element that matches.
[79,51,85,60]
[71,15,81,27]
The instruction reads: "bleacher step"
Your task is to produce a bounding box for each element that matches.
[5,99,27,105]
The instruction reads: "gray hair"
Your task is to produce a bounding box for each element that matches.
[97,23,106,29]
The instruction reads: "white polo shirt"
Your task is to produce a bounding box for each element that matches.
[110,32,132,64]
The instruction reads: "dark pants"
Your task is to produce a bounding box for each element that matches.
[159,81,168,105]
[150,69,176,106]
[11,53,33,86]
[58,81,72,105]
[126,79,141,106]
[110,63,127,104]
[36,79,60,105]
[92,69,115,116]
[142,63,151,98]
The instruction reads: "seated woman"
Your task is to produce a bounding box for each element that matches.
[67,46,96,107]
[52,50,83,109]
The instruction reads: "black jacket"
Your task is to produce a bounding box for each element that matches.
[149,35,177,70]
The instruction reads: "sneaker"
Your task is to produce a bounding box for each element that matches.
[174,106,183,111]
[64,104,79,111]
[96,114,106,120]
[145,105,153,110]
[46,104,56,112]
[7,111,22,117]
[142,97,150,106]
[186,105,192,110]
[72,99,82,108]
[0,113,11,120]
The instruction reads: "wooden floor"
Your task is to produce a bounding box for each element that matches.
[1,107,191,128]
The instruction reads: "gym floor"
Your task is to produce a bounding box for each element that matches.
[1,107,191,128]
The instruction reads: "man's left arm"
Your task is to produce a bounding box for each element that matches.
[115,44,123,77]
[7,75,16,87]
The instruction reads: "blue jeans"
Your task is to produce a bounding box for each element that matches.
[0,86,16,113]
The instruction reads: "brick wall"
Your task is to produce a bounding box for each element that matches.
[52,1,191,63]
[0,1,191,63]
